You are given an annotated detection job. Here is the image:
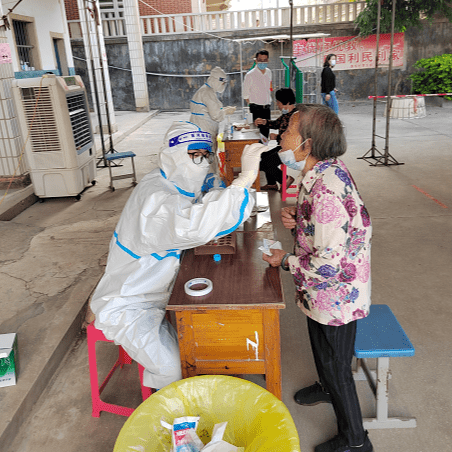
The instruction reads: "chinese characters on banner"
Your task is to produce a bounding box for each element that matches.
[293,33,405,70]
[0,43,12,65]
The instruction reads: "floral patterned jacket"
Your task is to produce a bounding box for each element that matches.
[287,158,372,326]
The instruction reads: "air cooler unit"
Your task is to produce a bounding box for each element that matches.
[12,74,96,199]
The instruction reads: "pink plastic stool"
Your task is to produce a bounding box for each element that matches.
[281,164,298,202]
[87,322,153,417]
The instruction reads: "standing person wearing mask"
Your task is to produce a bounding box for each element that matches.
[190,66,236,141]
[263,104,373,452]
[90,121,266,390]
[243,50,272,138]
[321,54,339,114]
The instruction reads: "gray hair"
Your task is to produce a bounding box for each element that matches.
[296,103,346,160]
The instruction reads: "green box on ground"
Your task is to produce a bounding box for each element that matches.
[0,333,18,387]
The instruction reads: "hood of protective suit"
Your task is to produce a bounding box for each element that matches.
[158,121,213,198]
[208,67,227,93]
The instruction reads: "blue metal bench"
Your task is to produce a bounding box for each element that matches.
[354,304,416,429]
[105,151,137,191]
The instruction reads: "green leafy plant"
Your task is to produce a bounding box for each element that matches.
[410,54,452,100]
[354,0,452,37]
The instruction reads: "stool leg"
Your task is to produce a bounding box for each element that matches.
[118,346,132,366]
[87,323,102,418]
[138,364,153,400]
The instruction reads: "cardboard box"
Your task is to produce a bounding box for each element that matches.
[0,333,18,387]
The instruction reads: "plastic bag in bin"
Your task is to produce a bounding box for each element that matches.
[113,375,301,452]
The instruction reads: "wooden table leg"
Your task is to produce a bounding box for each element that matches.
[175,311,197,378]
[262,309,282,399]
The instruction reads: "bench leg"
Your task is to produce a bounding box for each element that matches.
[107,160,114,191]
[130,157,137,185]
[361,357,417,429]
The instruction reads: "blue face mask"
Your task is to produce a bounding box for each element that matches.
[257,62,268,70]
[279,139,309,171]
[281,108,289,115]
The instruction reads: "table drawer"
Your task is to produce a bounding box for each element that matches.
[191,310,264,361]
[192,310,264,360]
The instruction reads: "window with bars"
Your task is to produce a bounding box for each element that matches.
[13,20,36,71]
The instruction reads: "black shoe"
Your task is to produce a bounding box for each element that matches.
[315,432,373,452]
[260,184,278,191]
[294,381,332,406]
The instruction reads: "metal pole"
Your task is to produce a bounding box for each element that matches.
[91,0,116,155]
[289,0,293,89]
[384,0,396,165]
[316,37,320,103]
[281,40,284,89]
[239,41,244,114]
[358,0,402,166]
[82,0,106,167]
[370,0,382,158]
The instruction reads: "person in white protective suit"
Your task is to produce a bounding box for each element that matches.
[90,121,266,389]
[190,66,236,140]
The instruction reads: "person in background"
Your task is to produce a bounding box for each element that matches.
[263,104,373,452]
[243,49,272,138]
[90,121,266,390]
[190,67,236,176]
[254,87,297,191]
[321,54,339,115]
[190,66,236,142]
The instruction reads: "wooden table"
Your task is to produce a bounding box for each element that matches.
[167,231,285,399]
[222,125,261,190]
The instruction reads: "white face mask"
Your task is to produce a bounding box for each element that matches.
[330,59,336,67]
[281,108,289,115]
[279,139,309,171]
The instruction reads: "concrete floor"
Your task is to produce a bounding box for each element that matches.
[2,102,452,451]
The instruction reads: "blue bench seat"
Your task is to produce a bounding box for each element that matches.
[104,152,137,191]
[354,304,416,429]
[355,304,415,358]
[105,151,136,161]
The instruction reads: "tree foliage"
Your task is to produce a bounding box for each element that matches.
[410,54,452,99]
[354,0,452,36]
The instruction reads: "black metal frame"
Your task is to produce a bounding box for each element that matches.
[358,0,404,167]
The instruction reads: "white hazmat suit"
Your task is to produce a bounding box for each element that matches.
[90,121,266,389]
[190,67,235,139]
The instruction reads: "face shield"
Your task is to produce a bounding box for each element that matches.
[159,122,213,197]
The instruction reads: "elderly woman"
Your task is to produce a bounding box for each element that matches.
[263,104,373,452]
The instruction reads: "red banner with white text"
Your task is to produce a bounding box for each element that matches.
[293,33,405,70]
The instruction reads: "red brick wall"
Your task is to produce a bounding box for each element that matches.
[138,0,192,16]
[64,0,193,21]
[64,0,79,21]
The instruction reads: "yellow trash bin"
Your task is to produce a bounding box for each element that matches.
[114,375,300,452]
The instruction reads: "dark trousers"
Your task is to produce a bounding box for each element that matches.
[249,103,271,138]
[260,145,282,185]
[307,317,366,446]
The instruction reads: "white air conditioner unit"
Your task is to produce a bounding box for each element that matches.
[12,74,96,199]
